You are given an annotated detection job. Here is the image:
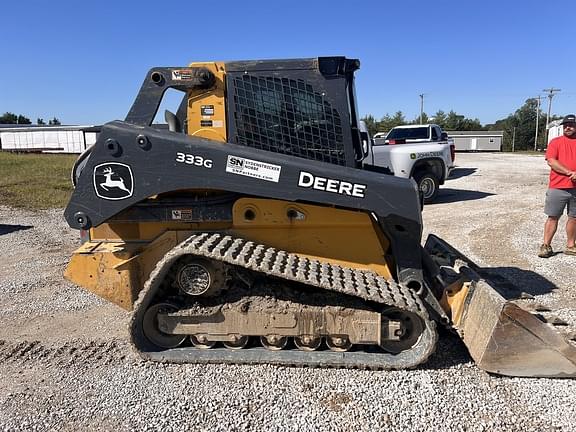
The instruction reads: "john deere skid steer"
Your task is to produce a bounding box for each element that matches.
[64,57,576,377]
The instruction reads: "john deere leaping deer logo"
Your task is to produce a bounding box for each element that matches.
[93,162,134,200]
[100,167,131,192]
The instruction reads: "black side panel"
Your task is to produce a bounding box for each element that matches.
[64,121,424,286]
[225,58,356,167]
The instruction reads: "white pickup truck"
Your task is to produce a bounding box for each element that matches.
[360,124,455,203]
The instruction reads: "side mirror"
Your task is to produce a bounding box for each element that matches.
[360,131,371,159]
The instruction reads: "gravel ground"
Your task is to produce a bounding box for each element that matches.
[1,152,575,431]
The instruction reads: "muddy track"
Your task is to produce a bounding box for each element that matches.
[0,339,130,366]
[130,232,438,370]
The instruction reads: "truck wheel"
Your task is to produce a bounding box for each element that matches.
[415,172,439,203]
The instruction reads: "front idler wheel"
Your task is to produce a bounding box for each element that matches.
[379,307,425,354]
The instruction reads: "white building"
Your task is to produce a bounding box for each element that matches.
[0,125,99,153]
[447,131,503,151]
[547,120,563,144]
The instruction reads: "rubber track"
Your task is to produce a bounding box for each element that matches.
[130,233,438,369]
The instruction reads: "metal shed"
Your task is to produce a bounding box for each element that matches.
[0,125,99,153]
[447,131,503,151]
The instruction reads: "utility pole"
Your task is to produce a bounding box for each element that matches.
[512,126,516,152]
[543,87,561,134]
[534,95,541,151]
[419,94,424,124]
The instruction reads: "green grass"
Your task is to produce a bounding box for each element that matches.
[0,152,77,209]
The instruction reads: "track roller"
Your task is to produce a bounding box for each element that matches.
[260,335,288,351]
[190,335,216,349]
[326,336,352,352]
[223,335,249,350]
[294,335,322,351]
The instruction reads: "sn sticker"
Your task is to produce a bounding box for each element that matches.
[93,162,134,200]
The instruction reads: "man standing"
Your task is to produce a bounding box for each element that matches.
[539,114,576,258]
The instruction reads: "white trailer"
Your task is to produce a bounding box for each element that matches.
[0,125,99,154]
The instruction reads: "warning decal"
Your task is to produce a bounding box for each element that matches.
[172,70,194,80]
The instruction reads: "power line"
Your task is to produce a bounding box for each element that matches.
[419,94,425,124]
[543,87,561,132]
[534,95,541,151]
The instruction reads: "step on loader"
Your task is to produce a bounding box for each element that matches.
[64,57,576,377]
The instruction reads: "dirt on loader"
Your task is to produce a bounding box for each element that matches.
[0,152,575,432]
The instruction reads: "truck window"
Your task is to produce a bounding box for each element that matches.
[431,127,438,140]
[386,127,429,140]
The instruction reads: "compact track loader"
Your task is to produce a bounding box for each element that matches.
[64,57,576,377]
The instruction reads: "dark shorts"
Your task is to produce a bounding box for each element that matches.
[544,188,576,217]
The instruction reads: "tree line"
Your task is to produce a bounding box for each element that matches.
[0,112,61,126]
[362,99,562,151]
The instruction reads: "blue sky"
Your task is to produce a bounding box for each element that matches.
[0,0,574,126]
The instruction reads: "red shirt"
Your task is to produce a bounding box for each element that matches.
[545,135,576,189]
